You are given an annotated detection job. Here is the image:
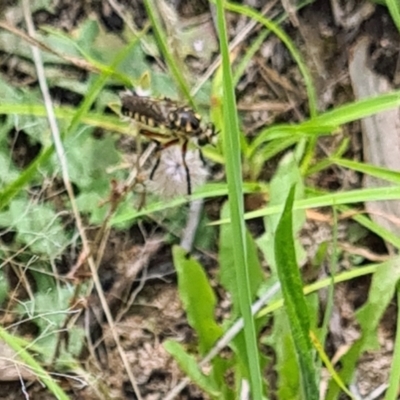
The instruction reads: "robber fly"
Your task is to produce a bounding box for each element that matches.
[120,91,216,195]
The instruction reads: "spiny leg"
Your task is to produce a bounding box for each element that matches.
[198,148,206,166]
[147,137,192,196]
[149,138,180,180]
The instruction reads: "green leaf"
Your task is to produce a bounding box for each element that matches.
[219,201,264,317]
[0,327,70,400]
[274,185,318,400]
[387,0,400,33]
[331,157,400,185]
[172,246,223,355]
[268,309,300,400]
[356,261,400,350]
[164,340,221,397]
[326,258,400,399]
[0,269,8,306]
[6,199,70,256]
[63,133,120,191]
[258,152,306,272]
[18,285,85,365]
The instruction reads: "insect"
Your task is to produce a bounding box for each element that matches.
[120,91,216,195]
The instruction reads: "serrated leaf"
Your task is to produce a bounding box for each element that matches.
[172,246,223,355]
[164,340,220,397]
[17,285,85,364]
[9,199,70,256]
[275,185,318,400]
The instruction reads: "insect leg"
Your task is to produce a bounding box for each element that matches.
[181,140,192,195]
[149,138,180,180]
[198,148,207,166]
[149,142,163,180]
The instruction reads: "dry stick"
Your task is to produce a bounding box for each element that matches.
[180,199,204,252]
[21,3,143,399]
[164,282,281,400]
[85,141,156,293]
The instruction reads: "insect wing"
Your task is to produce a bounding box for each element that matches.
[121,93,170,129]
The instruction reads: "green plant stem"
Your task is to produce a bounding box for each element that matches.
[142,0,194,107]
[215,1,263,398]
[0,327,70,400]
[385,284,400,400]
[387,0,400,33]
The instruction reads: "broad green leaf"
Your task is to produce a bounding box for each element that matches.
[164,340,220,397]
[275,185,318,400]
[258,152,306,272]
[172,246,223,354]
[219,201,264,317]
[267,309,300,400]
[356,260,400,350]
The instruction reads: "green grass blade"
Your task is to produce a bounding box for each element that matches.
[224,1,317,118]
[0,327,70,400]
[257,263,382,318]
[385,286,400,400]
[66,32,144,135]
[0,146,53,209]
[274,185,318,399]
[142,0,193,106]
[310,332,355,399]
[215,0,263,397]
[307,90,400,126]
[387,0,400,33]
[244,185,400,219]
[232,0,314,88]
[219,202,264,317]
[250,90,400,155]
[331,157,400,184]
